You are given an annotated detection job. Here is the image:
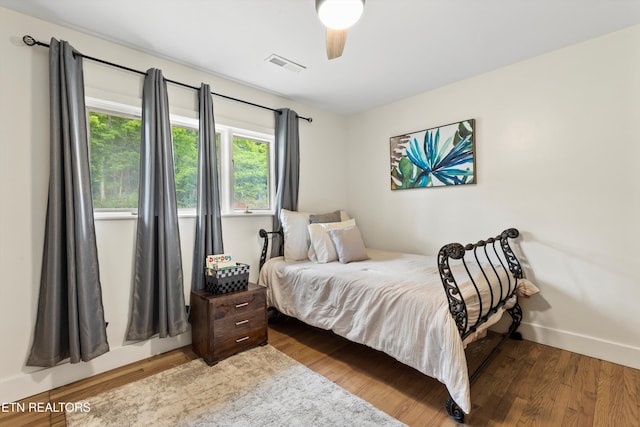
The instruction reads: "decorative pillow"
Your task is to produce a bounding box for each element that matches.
[309,210,341,224]
[307,219,356,263]
[327,226,368,264]
[280,209,311,261]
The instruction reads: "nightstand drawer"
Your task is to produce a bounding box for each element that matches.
[214,308,266,340]
[213,326,267,361]
[211,290,266,321]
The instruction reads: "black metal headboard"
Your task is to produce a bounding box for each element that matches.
[259,229,283,271]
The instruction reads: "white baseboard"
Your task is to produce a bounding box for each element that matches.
[0,334,190,403]
[518,322,640,370]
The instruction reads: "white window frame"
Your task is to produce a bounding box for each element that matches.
[86,97,275,219]
[219,126,275,216]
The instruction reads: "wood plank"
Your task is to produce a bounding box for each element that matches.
[487,341,541,423]
[637,366,640,427]
[548,383,573,427]
[594,360,639,427]
[618,360,638,427]
[594,360,614,426]
[516,344,562,425]
[568,356,600,427]
[562,352,581,386]
[471,341,522,411]
[500,395,528,426]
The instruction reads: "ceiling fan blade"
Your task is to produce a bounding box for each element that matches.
[326,28,348,60]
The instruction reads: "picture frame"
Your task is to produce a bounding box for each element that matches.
[390,119,475,190]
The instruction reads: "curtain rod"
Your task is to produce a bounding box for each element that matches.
[22,35,313,123]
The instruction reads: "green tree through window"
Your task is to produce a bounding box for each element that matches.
[88,108,272,213]
[172,126,198,208]
[233,136,269,210]
[88,111,199,209]
[89,112,141,209]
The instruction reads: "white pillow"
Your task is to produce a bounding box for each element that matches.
[327,225,368,263]
[280,209,311,261]
[307,219,356,263]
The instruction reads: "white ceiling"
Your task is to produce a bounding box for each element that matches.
[2,0,640,115]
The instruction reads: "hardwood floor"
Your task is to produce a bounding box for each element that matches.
[2,319,638,426]
[268,319,639,427]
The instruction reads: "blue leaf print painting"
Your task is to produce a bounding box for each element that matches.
[390,119,475,189]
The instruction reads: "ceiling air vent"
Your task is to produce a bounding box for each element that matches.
[265,54,306,73]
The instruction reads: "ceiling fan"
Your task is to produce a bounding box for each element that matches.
[315,0,365,60]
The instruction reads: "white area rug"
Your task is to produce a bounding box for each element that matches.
[66,345,406,426]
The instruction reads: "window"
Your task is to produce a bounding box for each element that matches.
[88,111,141,209]
[171,125,199,208]
[232,135,270,210]
[86,98,274,215]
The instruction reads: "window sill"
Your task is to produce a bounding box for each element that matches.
[223,211,274,218]
[94,211,274,221]
[94,211,137,221]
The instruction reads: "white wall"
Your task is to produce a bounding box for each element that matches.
[346,25,640,369]
[0,7,348,402]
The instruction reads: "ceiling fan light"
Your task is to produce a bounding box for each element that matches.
[316,0,364,30]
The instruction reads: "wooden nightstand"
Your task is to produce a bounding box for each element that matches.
[190,283,268,365]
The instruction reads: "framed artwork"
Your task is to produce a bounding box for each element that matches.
[390,119,475,190]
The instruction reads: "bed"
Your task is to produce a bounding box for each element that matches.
[257,212,532,422]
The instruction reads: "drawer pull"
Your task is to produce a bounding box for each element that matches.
[235,320,249,326]
[236,336,249,343]
[235,302,249,308]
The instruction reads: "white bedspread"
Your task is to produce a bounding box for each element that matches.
[258,248,518,414]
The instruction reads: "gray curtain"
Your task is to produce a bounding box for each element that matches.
[191,84,224,292]
[271,108,300,257]
[126,68,187,340]
[27,38,109,367]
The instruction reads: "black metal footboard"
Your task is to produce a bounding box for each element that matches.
[438,228,524,422]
